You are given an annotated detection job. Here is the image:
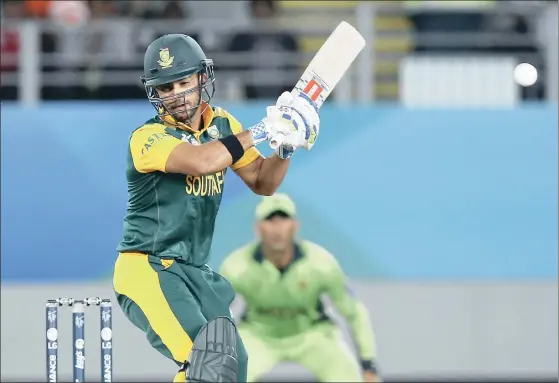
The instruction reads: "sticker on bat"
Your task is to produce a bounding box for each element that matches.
[302,79,324,102]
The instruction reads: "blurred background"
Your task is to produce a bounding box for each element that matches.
[1,0,557,381]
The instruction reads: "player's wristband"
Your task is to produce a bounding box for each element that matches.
[360,359,378,374]
[219,135,244,164]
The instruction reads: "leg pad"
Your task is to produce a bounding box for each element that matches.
[185,317,238,382]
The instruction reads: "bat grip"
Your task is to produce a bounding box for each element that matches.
[269,133,285,150]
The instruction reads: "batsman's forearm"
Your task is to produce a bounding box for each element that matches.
[253,153,291,196]
[189,131,255,176]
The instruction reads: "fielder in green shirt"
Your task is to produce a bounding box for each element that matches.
[219,194,381,382]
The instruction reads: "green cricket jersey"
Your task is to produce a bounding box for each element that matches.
[117,105,260,265]
[219,240,377,360]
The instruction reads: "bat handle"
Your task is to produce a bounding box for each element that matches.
[269,133,285,150]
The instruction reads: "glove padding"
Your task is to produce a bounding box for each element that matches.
[248,92,298,148]
[268,91,320,152]
[264,95,296,159]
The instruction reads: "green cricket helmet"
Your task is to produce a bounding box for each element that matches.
[141,34,215,124]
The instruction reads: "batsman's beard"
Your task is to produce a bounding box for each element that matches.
[165,93,201,124]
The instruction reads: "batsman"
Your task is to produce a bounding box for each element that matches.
[220,194,382,382]
[112,34,320,382]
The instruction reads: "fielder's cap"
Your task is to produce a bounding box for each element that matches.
[255,193,297,220]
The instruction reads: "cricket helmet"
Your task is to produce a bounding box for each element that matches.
[141,34,215,124]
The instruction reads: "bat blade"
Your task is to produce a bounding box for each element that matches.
[269,21,366,150]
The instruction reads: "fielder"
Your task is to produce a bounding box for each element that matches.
[112,34,320,382]
[220,194,382,382]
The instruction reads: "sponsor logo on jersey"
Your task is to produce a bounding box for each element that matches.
[141,132,168,155]
[185,170,225,197]
[181,133,200,145]
[207,125,220,139]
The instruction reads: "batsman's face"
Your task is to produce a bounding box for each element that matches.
[156,74,202,123]
[258,212,298,251]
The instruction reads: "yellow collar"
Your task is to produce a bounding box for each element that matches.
[161,103,214,137]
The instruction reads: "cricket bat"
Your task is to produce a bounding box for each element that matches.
[269,21,366,150]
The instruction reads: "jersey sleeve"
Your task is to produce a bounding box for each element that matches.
[129,124,182,173]
[321,250,378,361]
[219,109,262,171]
